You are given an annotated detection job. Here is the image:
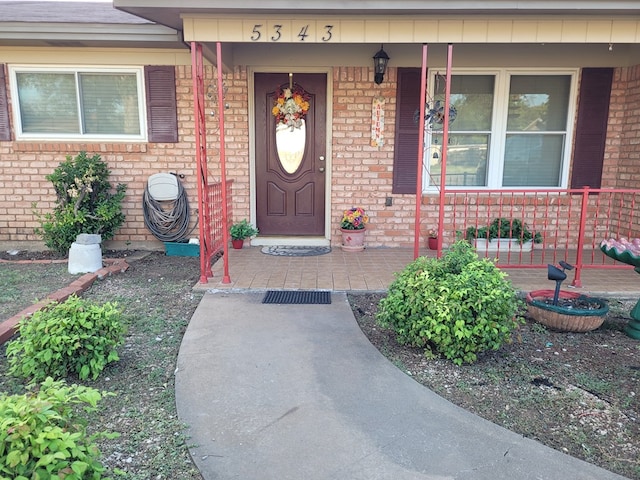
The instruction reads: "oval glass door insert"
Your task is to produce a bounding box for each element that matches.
[275,120,306,174]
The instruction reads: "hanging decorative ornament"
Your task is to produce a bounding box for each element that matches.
[272,76,311,130]
[426,100,457,125]
[370,96,385,148]
[414,100,458,128]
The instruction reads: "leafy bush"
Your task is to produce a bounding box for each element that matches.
[6,295,125,382]
[34,151,127,253]
[229,219,259,240]
[376,241,523,365]
[464,217,542,244]
[0,377,115,480]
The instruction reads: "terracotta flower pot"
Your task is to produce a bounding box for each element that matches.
[231,238,244,249]
[427,237,438,250]
[340,227,366,252]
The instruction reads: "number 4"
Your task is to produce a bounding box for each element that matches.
[298,25,309,41]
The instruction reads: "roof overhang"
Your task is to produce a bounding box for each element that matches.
[114,0,640,32]
[0,1,185,49]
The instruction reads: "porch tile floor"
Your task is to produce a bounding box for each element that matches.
[198,246,640,298]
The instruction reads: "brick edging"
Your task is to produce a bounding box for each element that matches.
[0,259,130,345]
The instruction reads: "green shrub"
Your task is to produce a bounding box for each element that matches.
[0,377,115,480]
[464,217,542,244]
[34,151,127,254]
[6,295,125,382]
[376,241,523,365]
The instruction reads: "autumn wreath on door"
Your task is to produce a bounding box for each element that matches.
[272,79,311,174]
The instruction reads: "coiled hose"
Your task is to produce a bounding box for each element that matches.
[142,177,194,242]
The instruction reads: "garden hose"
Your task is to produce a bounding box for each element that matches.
[142,176,196,242]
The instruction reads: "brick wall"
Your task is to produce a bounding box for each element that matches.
[0,64,250,249]
[2,63,640,250]
[331,66,428,248]
[609,65,640,189]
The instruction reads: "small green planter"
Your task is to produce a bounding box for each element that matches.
[164,241,199,257]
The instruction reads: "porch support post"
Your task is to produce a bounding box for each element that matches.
[436,44,454,258]
[216,41,231,284]
[191,42,213,284]
[414,44,428,260]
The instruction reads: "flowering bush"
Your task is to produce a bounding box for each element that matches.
[341,207,369,230]
[272,85,310,129]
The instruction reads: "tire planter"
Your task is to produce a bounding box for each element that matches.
[525,289,609,332]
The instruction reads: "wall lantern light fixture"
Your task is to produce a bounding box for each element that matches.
[373,45,390,85]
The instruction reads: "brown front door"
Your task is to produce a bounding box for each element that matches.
[255,73,326,235]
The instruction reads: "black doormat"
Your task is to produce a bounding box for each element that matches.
[261,246,331,257]
[262,290,331,304]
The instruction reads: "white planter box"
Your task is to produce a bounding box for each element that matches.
[474,238,533,252]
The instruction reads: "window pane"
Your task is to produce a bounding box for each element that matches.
[16,73,79,133]
[429,134,490,187]
[435,75,494,131]
[79,73,140,135]
[502,134,563,186]
[507,75,570,131]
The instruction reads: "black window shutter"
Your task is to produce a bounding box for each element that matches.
[0,64,11,141]
[145,65,178,143]
[393,68,422,194]
[570,68,613,189]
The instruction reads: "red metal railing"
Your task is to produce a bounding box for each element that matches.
[435,187,640,285]
[200,180,233,282]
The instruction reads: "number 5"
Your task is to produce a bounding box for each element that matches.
[251,24,262,41]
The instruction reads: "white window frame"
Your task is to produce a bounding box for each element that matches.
[424,67,578,191]
[9,65,147,142]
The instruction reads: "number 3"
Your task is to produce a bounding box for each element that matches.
[322,25,333,42]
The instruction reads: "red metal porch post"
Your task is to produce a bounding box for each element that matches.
[414,44,428,260]
[191,42,212,284]
[437,44,454,258]
[192,41,231,284]
[216,41,231,284]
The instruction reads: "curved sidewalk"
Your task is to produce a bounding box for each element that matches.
[175,291,626,480]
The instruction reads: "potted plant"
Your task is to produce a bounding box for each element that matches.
[340,207,369,252]
[427,228,438,250]
[465,217,542,252]
[229,219,258,249]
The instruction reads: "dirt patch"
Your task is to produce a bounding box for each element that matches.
[1,252,639,479]
[0,251,204,479]
[349,292,640,480]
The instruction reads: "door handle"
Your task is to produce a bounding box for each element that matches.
[319,167,325,172]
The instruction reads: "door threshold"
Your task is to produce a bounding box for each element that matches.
[251,236,329,247]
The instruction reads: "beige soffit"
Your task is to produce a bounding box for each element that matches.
[0,1,183,48]
[115,1,640,31]
[181,15,640,44]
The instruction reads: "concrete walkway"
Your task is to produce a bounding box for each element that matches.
[175,291,627,480]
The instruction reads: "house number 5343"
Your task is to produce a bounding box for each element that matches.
[250,24,334,42]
